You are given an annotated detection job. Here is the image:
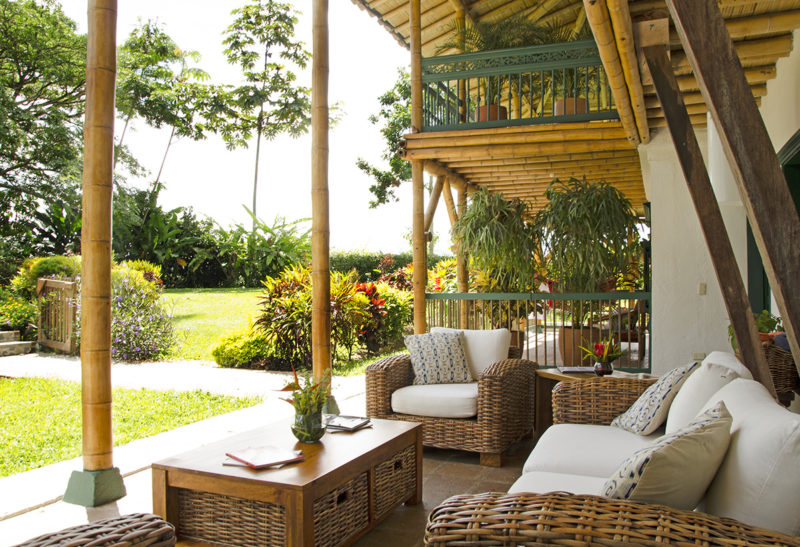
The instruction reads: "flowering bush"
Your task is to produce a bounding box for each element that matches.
[109,265,176,362]
[377,266,412,291]
[0,288,36,336]
[376,282,412,349]
[579,337,624,363]
[355,282,387,354]
[428,258,458,293]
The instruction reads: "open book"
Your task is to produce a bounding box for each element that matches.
[224,446,304,470]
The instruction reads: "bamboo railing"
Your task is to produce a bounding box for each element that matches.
[426,291,652,371]
[421,40,617,131]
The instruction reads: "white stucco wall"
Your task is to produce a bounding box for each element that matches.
[642,28,800,375]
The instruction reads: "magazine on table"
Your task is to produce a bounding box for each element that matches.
[224,446,304,469]
[325,415,371,431]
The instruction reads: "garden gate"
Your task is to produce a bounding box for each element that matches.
[36,278,78,353]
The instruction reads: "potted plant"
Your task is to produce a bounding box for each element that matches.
[280,367,332,443]
[533,177,641,365]
[579,337,626,376]
[536,23,595,116]
[728,309,783,351]
[437,15,544,121]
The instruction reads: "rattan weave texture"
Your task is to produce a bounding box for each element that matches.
[365,351,536,458]
[13,513,175,547]
[551,377,653,425]
[313,472,370,546]
[424,492,800,546]
[373,445,417,518]
[764,341,800,398]
[177,488,285,546]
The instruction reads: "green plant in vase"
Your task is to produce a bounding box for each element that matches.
[280,367,331,443]
[579,337,625,376]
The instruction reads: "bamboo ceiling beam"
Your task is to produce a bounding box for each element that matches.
[422,159,478,193]
[528,0,569,22]
[444,149,638,166]
[311,0,331,382]
[482,175,644,185]
[649,114,707,128]
[608,0,650,143]
[670,34,793,75]
[572,6,587,37]
[668,0,800,375]
[583,0,641,145]
[403,138,635,160]
[479,0,543,24]
[403,127,628,149]
[670,9,800,46]
[404,120,624,139]
[642,64,777,93]
[540,4,583,26]
[424,175,444,232]
[644,85,766,108]
[461,160,641,173]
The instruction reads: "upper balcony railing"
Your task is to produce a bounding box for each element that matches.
[421,40,618,131]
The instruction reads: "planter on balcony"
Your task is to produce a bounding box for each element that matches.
[554,97,588,116]
[477,104,508,121]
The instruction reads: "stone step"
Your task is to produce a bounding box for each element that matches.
[0,341,35,357]
[0,330,20,342]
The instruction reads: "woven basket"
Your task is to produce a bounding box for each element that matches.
[13,513,175,547]
[764,341,800,396]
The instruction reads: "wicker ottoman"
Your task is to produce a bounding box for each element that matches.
[13,513,175,547]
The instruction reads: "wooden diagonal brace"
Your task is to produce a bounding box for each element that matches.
[667,0,800,376]
[643,45,775,395]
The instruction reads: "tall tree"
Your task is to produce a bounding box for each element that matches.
[356,68,411,207]
[223,0,311,225]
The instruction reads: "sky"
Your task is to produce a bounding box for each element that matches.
[58,0,453,254]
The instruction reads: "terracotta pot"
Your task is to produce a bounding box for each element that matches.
[554,97,588,116]
[558,325,602,366]
[510,329,525,351]
[477,104,508,122]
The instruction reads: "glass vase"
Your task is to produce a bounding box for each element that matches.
[292,411,325,443]
[594,361,613,377]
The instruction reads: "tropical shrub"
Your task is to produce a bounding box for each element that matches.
[109,266,176,361]
[11,255,81,299]
[211,327,273,368]
[377,266,413,291]
[119,260,163,286]
[375,282,412,349]
[0,288,36,336]
[428,258,458,293]
[354,283,386,354]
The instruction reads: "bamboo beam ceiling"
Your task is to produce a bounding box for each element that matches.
[351,0,800,206]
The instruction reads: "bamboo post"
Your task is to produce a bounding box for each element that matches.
[311,0,331,381]
[424,176,444,233]
[456,188,469,329]
[410,0,426,334]
[63,0,125,507]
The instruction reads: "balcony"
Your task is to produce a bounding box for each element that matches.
[422,40,618,131]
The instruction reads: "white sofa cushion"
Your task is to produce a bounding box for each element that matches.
[611,361,699,435]
[666,352,751,434]
[509,471,607,496]
[404,332,472,385]
[700,379,800,536]
[391,383,478,418]
[603,401,732,510]
[522,423,661,478]
[430,327,511,380]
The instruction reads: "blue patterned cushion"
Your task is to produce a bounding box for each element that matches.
[611,362,700,435]
[602,401,732,510]
[405,332,472,385]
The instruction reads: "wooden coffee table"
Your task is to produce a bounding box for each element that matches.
[152,418,422,546]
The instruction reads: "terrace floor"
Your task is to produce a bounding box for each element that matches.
[0,355,533,546]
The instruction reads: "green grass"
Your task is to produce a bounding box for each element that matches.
[330,349,405,377]
[0,377,261,477]
[164,287,262,360]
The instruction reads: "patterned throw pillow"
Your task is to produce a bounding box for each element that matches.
[404,332,472,385]
[603,401,732,510]
[611,361,699,435]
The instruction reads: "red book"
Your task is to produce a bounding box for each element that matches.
[224,446,304,470]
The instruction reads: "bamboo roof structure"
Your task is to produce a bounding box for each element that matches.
[351,0,800,213]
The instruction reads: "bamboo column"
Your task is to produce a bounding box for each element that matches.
[456,188,469,328]
[64,0,125,506]
[311,0,331,380]
[410,0,426,333]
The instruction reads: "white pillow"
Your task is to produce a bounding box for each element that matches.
[611,362,699,435]
[404,332,471,385]
[700,379,800,535]
[430,327,510,380]
[665,353,752,434]
[603,401,732,510]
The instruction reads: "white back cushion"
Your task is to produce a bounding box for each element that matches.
[700,379,800,535]
[666,352,752,434]
[430,327,511,380]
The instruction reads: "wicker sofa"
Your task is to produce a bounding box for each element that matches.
[425,352,800,545]
[366,328,536,466]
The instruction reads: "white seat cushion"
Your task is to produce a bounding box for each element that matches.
[700,379,800,536]
[522,424,661,478]
[509,471,607,496]
[391,383,478,418]
[430,327,511,380]
[603,401,732,510]
[666,352,751,434]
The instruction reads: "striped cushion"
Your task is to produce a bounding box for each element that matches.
[405,332,472,385]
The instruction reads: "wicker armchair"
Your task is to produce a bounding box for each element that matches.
[424,377,800,546]
[13,513,175,547]
[365,347,536,466]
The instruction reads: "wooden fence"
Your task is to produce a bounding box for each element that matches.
[36,278,78,353]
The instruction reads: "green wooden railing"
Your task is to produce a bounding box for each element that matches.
[421,40,617,131]
[426,291,651,372]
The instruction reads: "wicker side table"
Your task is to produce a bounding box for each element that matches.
[12,513,175,547]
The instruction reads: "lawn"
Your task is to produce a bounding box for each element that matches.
[164,287,262,360]
[0,377,261,477]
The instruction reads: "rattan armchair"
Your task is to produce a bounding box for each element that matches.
[365,347,536,466]
[424,376,800,545]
